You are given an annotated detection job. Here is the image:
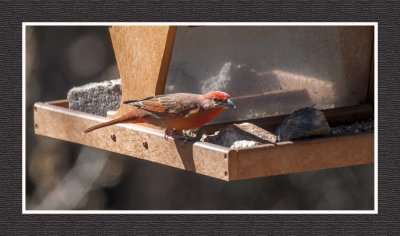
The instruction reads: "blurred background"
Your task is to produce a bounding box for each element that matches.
[25,26,374,210]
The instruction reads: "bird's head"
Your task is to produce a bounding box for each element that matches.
[202,91,236,110]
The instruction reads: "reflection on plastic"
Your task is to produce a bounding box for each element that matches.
[165,26,373,124]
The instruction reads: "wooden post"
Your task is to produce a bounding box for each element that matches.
[109,26,177,117]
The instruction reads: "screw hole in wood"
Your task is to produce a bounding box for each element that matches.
[142,140,149,149]
[110,133,116,142]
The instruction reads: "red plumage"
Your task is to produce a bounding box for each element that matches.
[83,91,235,137]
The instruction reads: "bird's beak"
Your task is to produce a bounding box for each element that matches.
[225,99,236,108]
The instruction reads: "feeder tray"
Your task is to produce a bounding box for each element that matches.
[33,26,374,181]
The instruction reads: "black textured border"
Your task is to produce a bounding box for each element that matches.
[1,1,398,234]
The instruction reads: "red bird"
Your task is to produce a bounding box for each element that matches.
[83,91,236,138]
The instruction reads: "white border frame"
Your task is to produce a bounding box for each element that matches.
[22,22,378,214]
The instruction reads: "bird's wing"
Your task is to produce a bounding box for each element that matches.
[123,93,201,118]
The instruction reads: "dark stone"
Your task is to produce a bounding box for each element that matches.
[276,107,331,141]
[67,79,122,116]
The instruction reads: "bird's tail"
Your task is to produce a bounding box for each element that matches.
[83,110,146,134]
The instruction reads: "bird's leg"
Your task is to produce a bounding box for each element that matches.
[170,129,195,139]
[194,127,205,140]
[164,129,198,145]
[164,128,174,140]
[170,129,197,144]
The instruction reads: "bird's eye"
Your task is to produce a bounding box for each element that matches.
[213,98,221,103]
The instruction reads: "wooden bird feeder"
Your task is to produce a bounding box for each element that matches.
[34,25,375,181]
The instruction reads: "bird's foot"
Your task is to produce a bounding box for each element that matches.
[164,129,198,144]
[169,133,199,145]
[171,134,197,144]
[164,128,174,140]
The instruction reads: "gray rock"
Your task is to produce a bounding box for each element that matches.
[276,107,331,141]
[201,123,276,149]
[67,79,122,116]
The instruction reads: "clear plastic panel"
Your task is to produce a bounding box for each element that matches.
[165,26,373,124]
